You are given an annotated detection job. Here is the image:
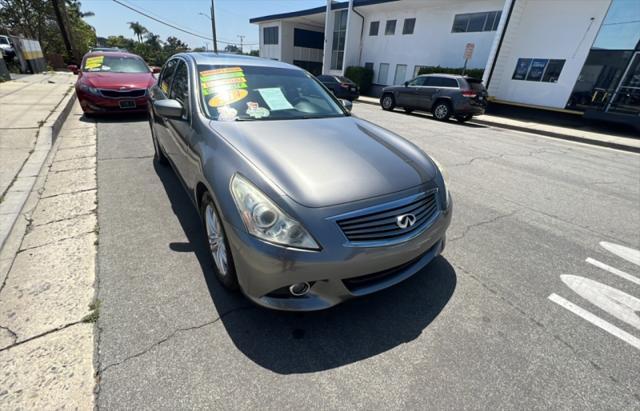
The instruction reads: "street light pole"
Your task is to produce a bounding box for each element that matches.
[210,0,218,53]
[237,35,245,54]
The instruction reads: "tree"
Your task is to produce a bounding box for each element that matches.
[127,21,147,43]
[144,32,162,49]
[224,44,240,53]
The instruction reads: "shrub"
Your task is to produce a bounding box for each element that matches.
[345,66,374,94]
[417,65,484,80]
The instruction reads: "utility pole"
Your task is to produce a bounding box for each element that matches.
[210,0,218,53]
[237,35,245,54]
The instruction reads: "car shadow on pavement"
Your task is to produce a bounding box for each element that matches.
[397,110,488,128]
[81,113,149,123]
[155,161,457,375]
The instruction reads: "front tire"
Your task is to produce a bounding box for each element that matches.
[381,94,396,111]
[200,192,238,290]
[432,101,451,121]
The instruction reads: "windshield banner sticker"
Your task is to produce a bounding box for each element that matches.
[208,88,248,107]
[217,105,238,121]
[246,102,270,119]
[257,87,294,111]
[200,67,247,96]
[84,55,104,70]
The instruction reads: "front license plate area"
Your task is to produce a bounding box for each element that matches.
[119,100,136,109]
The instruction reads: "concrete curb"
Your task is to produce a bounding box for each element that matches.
[354,99,640,154]
[0,89,77,252]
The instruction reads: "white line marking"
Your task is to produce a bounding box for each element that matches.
[548,293,640,351]
[600,241,640,267]
[586,257,640,286]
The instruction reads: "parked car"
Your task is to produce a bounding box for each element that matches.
[70,51,160,114]
[149,53,452,311]
[380,74,488,122]
[0,35,15,60]
[317,74,360,101]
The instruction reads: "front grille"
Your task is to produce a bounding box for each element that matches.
[99,88,146,98]
[342,255,422,292]
[336,191,438,243]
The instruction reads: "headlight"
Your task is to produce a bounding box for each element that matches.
[79,83,100,95]
[430,157,451,209]
[230,174,320,250]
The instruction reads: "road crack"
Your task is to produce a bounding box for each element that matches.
[448,210,518,243]
[0,320,83,353]
[97,305,255,375]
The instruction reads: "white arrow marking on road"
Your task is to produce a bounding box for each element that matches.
[548,294,640,351]
[560,275,640,330]
[600,241,640,267]
[586,257,640,286]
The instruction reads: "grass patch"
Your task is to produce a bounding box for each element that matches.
[83,299,101,323]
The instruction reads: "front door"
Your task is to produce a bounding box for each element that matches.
[607,52,640,116]
[396,77,424,107]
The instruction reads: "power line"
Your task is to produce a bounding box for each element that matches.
[111,0,257,46]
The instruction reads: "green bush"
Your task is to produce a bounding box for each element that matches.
[345,66,374,94]
[417,66,484,80]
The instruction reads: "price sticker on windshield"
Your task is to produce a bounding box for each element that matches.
[84,55,104,70]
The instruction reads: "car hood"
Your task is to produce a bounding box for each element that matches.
[212,117,436,208]
[82,72,154,89]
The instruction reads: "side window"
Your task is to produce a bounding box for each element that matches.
[169,61,189,117]
[426,77,458,88]
[159,59,178,95]
[442,78,459,88]
[409,77,425,86]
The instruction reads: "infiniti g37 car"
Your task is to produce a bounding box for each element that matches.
[148,53,452,311]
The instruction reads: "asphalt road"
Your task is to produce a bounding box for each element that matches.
[95,103,640,409]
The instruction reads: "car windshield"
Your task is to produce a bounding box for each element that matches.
[82,55,149,73]
[198,64,347,121]
[0,37,9,45]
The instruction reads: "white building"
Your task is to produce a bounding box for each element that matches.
[251,0,639,126]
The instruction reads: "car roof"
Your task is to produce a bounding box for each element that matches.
[83,51,142,59]
[418,73,464,79]
[178,52,302,71]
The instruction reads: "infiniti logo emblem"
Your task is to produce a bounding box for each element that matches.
[396,213,417,229]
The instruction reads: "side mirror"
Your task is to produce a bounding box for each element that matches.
[153,99,183,119]
[152,66,161,74]
[340,99,353,112]
[404,81,409,87]
[68,64,79,75]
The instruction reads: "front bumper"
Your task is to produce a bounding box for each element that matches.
[225,196,452,311]
[77,89,148,114]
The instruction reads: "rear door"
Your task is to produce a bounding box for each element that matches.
[415,76,441,110]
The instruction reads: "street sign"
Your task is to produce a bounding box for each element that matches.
[464,43,475,60]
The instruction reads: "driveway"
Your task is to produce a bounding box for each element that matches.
[95,103,640,409]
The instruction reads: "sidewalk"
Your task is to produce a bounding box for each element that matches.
[0,72,76,250]
[0,101,97,409]
[356,96,640,153]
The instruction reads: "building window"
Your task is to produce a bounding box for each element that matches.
[385,20,396,35]
[542,60,565,83]
[402,18,416,35]
[512,58,566,82]
[393,64,407,85]
[294,28,323,49]
[413,65,427,77]
[369,21,379,36]
[378,63,390,84]
[452,11,501,33]
[331,10,348,71]
[364,62,374,71]
[263,27,278,45]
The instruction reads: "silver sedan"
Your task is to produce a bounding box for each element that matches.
[148,53,452,311]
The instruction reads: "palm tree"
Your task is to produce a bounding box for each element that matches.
[127,21,147,43]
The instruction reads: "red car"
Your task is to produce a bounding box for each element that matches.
[69,51,159,114]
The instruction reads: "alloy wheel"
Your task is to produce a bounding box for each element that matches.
[382,96,393,109]
[434,104,449,120]
[205,204,228,276]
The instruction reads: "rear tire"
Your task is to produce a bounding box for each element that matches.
[381,94,396,111]
[150,120,168,165]
[455,114,473,123]
[200,192,239,291]
[432,101,451,121]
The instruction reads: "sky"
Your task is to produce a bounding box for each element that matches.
[82,0,327,51]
